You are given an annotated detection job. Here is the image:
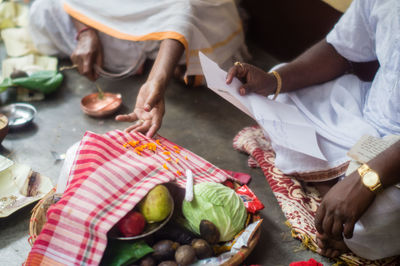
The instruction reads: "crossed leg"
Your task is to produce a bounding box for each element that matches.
[316,232,350,258]
[310,177,350,258]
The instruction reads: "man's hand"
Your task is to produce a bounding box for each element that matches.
[226,63,276,97]
[315,172,376,240]
[115,80,165,138]
[70,29,103,81]
[115,39,183,138]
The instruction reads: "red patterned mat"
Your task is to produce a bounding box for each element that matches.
[233,126,399,266]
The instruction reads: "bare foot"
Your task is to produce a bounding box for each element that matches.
[173,65,200,86]
[173,65,186,82]
[311,178,339,197]
[316,232,350,258]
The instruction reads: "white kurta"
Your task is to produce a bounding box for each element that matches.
[278,0,400,259]
[272,0,400,179]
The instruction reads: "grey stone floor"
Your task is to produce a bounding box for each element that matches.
[0,44,333,265]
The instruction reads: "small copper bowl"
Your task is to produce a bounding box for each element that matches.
[81,92,122,117]
[0,114,9,144]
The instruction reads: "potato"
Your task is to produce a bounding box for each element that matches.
[152,240,180,262]
[157,261,177,266]
[191,239,213,259]
[140,255,156,266]
[174,245,196,266]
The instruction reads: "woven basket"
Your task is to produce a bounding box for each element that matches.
[28,188,261,265]
[28,188,59,246]
[221,226,261,266]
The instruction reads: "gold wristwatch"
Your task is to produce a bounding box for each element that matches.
[358,164,382,193]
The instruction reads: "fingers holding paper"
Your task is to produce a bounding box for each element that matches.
[226,63,276,97]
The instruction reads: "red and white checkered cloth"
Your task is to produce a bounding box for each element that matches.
[26,130,230,265]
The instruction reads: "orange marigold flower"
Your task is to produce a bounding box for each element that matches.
[147,143,157,151]
[176,170,182,176]
[163,163,169,170]
[185,156,188,160]
[135,146,144,152]
[175,158,179,163]
[128,140,139,148]
[156,139,161,145]
[163,151,171,156]
[166,157,171,161]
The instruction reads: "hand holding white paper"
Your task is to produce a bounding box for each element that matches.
[198,52,326,161]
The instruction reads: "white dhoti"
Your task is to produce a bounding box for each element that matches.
[344,185,400,260]
[29,0,160,75]
[29,0,248,77]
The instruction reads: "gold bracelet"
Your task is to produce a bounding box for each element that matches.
[270,70,282,100]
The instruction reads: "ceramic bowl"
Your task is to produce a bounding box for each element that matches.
[81,92,122,117]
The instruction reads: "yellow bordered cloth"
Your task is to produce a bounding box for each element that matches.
[63,0,245,76]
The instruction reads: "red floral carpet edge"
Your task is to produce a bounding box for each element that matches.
[233,126,399,266]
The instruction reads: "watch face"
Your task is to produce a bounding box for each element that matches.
[363,171,379,187]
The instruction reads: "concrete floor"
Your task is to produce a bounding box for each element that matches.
[0,45,333,265]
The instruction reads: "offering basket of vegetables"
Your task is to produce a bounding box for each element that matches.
[28,131,264,266]
[30,181,262,266]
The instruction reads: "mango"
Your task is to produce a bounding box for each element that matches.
[139,184,172,223]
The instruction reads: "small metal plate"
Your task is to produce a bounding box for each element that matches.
[107,197,174,241]
[0,103,36,129]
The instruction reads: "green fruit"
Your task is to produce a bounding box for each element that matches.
[139,185,172,223]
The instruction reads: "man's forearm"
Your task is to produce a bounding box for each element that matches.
[276,39,350,93]
[71,18,98,42]
[368,140,400,188]
[147,39,185,89]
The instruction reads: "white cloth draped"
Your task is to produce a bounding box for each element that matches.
[326,0,400,137]
[272,75,378,177]
[29,0,159,74]
[29,0,247,76]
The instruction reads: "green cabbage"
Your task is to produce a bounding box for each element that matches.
[182,182,247,242]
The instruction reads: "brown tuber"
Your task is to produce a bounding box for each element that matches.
[140,255,156,266]
[199,220,220,244]
[157,261,177,266]
[191,239,213,259]
[152,240,180,262]
[174,245,196,266]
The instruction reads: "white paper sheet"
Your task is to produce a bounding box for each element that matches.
[199,52,326,160]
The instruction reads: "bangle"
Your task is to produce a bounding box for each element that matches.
[75,26,92,41]
[269,70,282,100]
